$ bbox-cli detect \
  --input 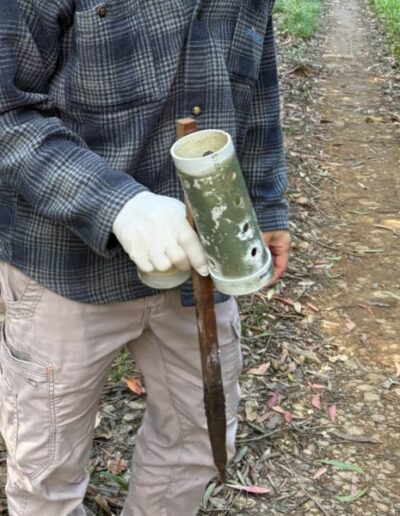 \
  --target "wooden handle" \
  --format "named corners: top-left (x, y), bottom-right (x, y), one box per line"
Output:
top-left (176, 118), bottom-right (198, 139)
